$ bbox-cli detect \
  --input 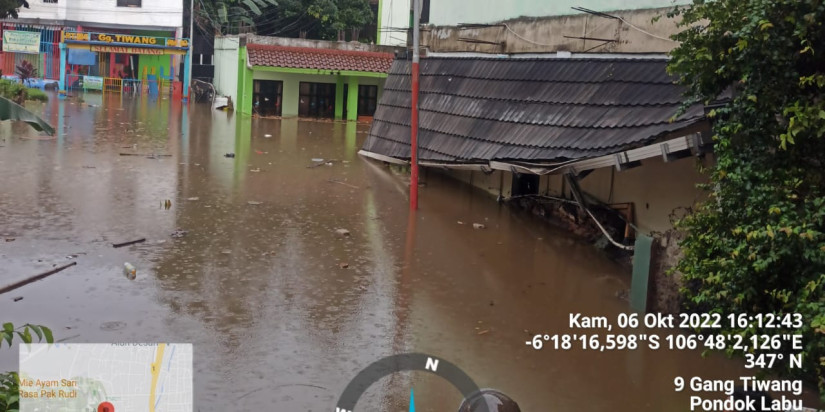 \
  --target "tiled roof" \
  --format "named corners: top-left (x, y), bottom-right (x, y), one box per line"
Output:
top-left (246, 43), bottom-right (394, 73)
top-left (362, 57), bottom-right (706, 163)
